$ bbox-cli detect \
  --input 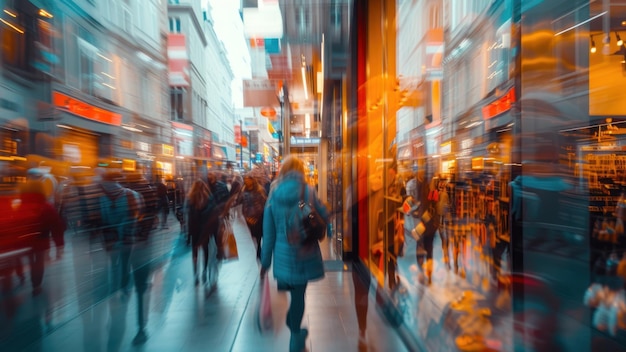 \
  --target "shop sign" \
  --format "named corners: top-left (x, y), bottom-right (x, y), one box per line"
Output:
top-left (122, 159), bottom-right (136, 171)
top-left (461, 138), bottom-right (473, 150)
top-left (243, 79), bottom-right (277, 107)
top-left (53, 91), bottom-right (121, 126)
top-left (136, 141), bottom-right (150, 152)
top-left (162, 144), bottom-right (174, 156)
top-left (290, 136), bottom-right (320, 145)
top-left (440, 141), bottom-right (452, 155)
top-left (482, 87), bottom-right (515, 120)
top-left (581, 144), bottom-right (623, 151)
top-left (136, 151), bottom-right (155, 161)
top-left (62, 144), bottom-right (81, 163)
